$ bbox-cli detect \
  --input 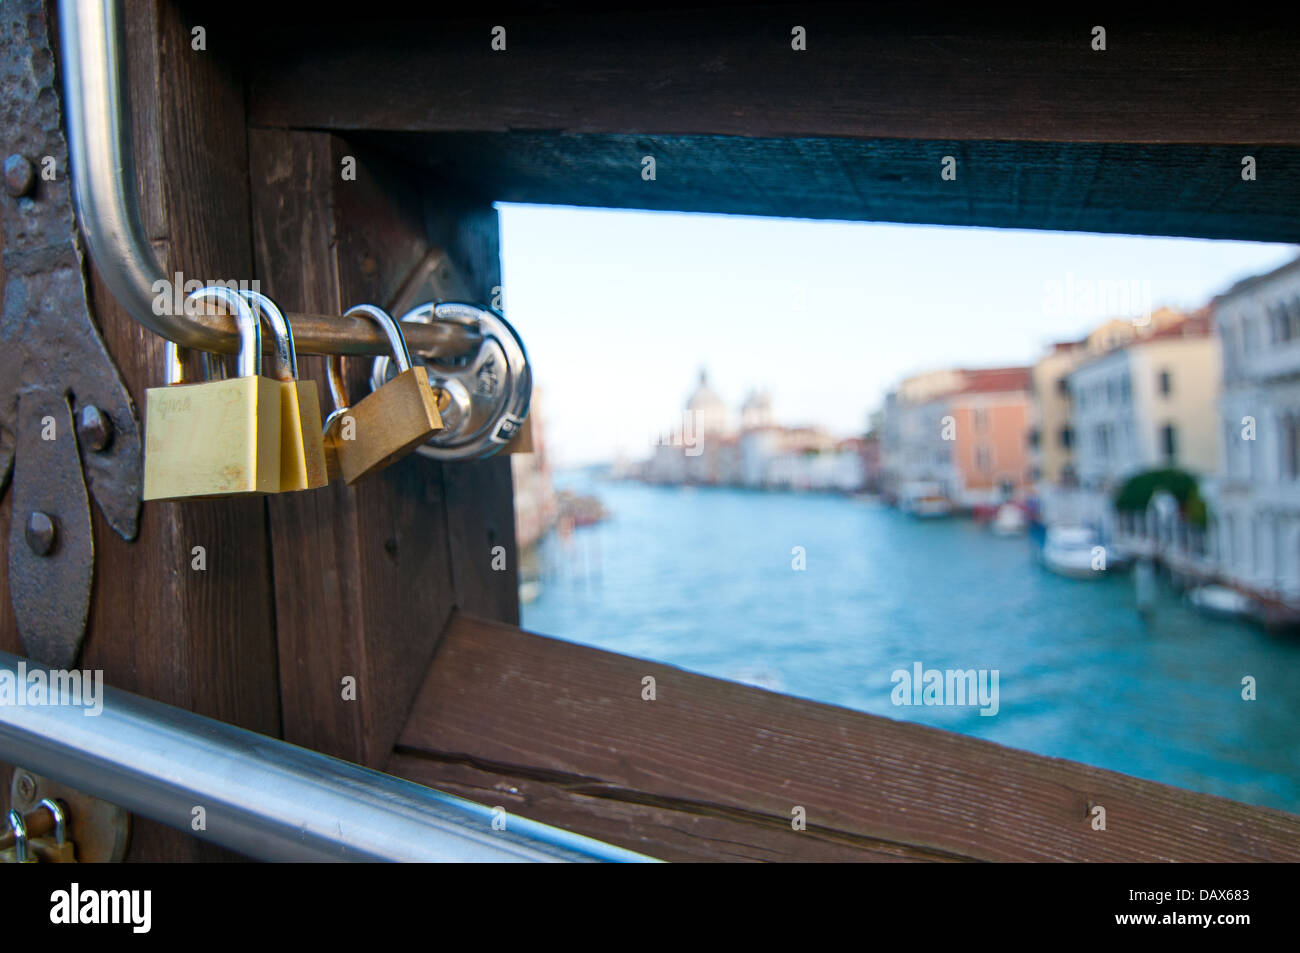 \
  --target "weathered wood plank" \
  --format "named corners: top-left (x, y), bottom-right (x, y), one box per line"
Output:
top-left (392, 613), bottom-right (1300, 862)
top-left (250, 130), bottom-right (449, 767)
top-left (243, 5), bottom-right (1300, 146)
top-left (405, 190), bottom-right (520, 624)
top-left (250, 132), bottom-right (518, 766)
top-left (359, 132), bottom-right (1300, 244)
